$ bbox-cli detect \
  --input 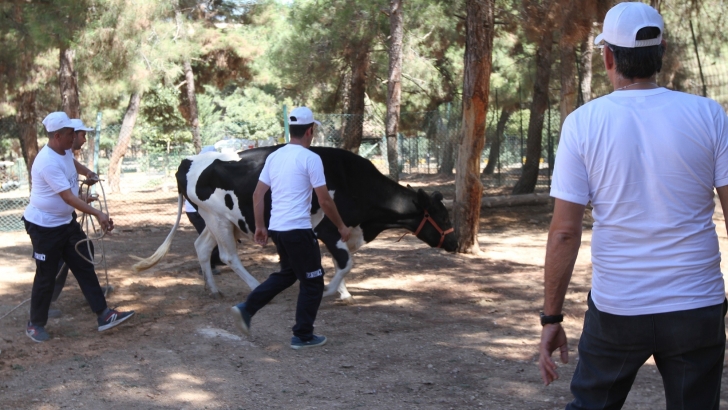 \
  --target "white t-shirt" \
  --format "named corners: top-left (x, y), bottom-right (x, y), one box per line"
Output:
top-left (24, 145), bottom-right (79, 227)
top-left (552, 88), bottom-right (728, 315)
top-left (259, 144), bottom-right (326, 231)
